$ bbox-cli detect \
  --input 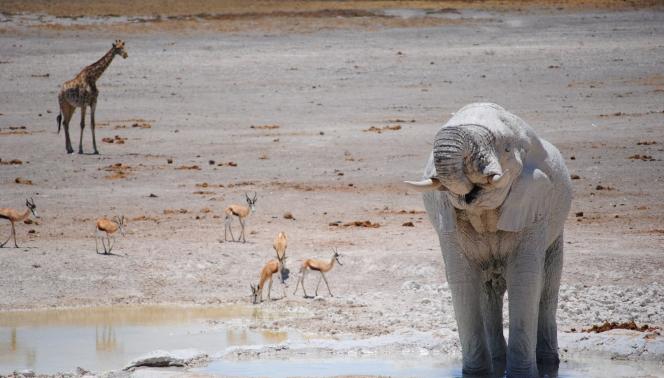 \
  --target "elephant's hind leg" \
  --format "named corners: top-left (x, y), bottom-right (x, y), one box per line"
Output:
top-left (536, 235), bottom-right (563, 367)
